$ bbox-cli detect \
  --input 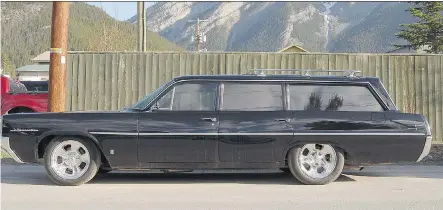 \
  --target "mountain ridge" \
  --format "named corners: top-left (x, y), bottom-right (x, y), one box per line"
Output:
top-left (1, 2), bottom-right (183, 69)
top-left (128, 1), bottom-right (415, 53)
